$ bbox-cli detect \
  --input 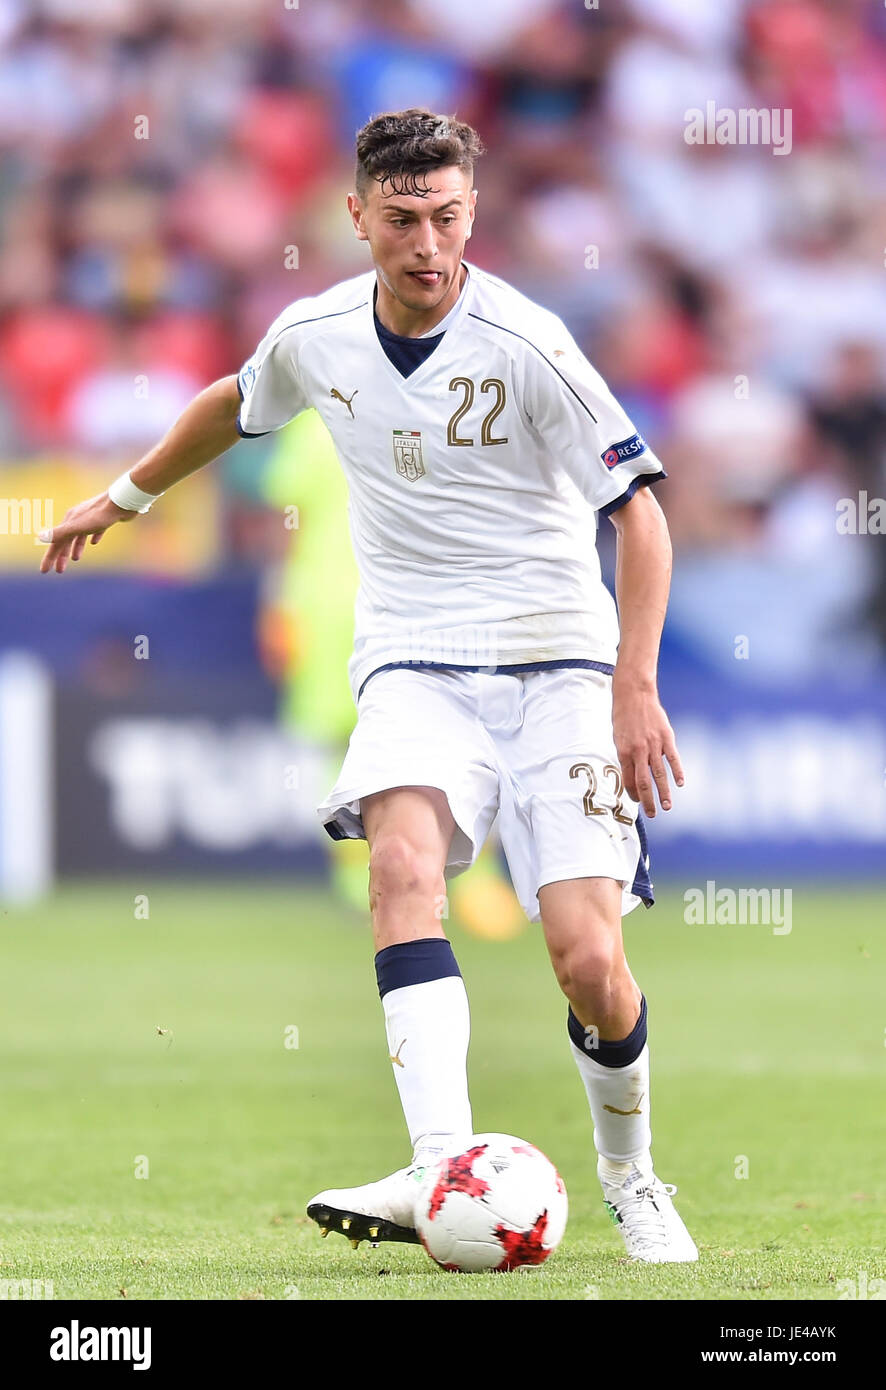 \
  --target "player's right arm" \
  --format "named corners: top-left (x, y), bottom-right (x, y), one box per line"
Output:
top-left (39, 374), bottom-right (242, 575)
